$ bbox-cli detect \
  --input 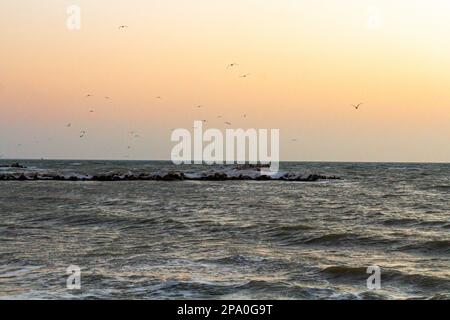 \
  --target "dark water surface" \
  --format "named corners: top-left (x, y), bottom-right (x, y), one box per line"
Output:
top-left (0, 160), bottom-right (449, 299)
